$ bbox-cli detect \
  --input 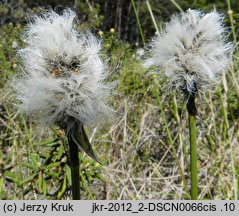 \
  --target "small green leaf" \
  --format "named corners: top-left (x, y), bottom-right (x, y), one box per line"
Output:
top-left (40, 138), bottom-right (57, 146)
top-left (57, 176), bottom-right (67, 199)
top-left (42, 179), bottom-right (47, 196)
top-left (47, 171), bottom-right (59, 178)
top-left (86, 173), bottom-right (92, 182)
top-left (57, 145), bottom-right (64, 160)
top-left (4, 170), bottom-right (22, 185)
top-left (65, 165), bottom-right (71, 185)
top-left (37, 174), bottom-right (43, 193)
top-left (21, 162), bottom-right (38, 170)
top-left (46, 162), bottom-right (61, 169)
top-left (95, 173), bottom-right (105, 182)
top-left (19, 173), bottom-right (37, 186)
top-left (0, 178), bottom-right (4, 193)
top-left (30, 154), bottom-right (39, 166)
